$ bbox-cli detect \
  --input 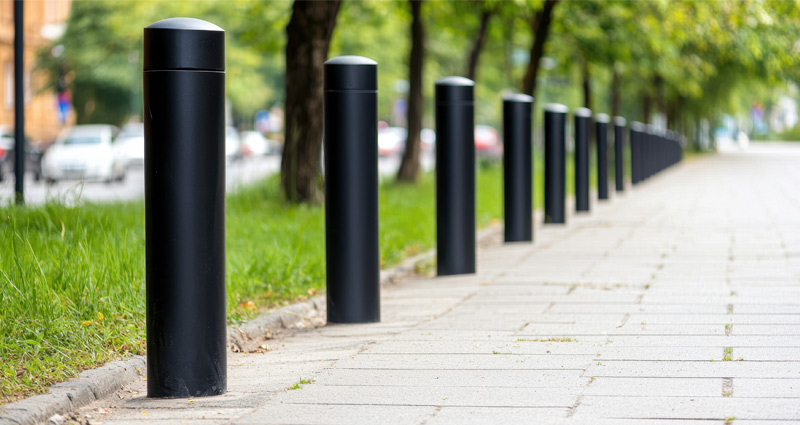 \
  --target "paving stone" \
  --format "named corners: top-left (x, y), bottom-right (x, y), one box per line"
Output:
top-left (273, 384), bottom-right (580, 407)
top-left (732, 378), bottom-right (800, 397)
top-left (584, 361), bottom-right (800, 378)
top-left (233, 404), bottom-right (436, 425)
top-left (581, 377), bottom-right (723, 397)
top-left (311, 368), bottom-right (589, 388)
top-left (425, 407), bottom-right (569, 424)
top-left (573, 396), bottom-right (800, 419)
